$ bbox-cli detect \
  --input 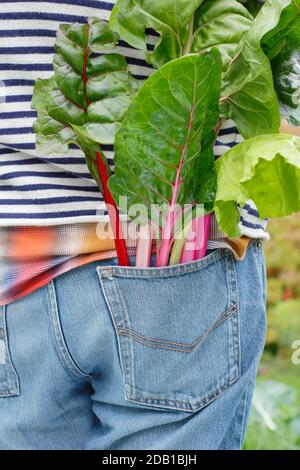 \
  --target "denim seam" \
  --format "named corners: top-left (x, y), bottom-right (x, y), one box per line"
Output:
top-left (262, 250), bottom-right (267, 305)
top-left (116, 304), bottom-right (239, 353)
top-left (114, 275), bottom-right (136, 392)
top-left (225, 251), bottom-right (233, 307)
top-left (46, 281), bottom-right (92, 382)
top-left (253, 240), bottom-right (265, 265)
top-left (97, 272), bottom-right (134, 394)
top-left (254, 243), bottom-right (267, 305)
top-left (253, 242), bottom-right (267, 315)
top-left (226, 252), bottom-right (241, 378)
top-left (0, 304), bottom-right (20, 398)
